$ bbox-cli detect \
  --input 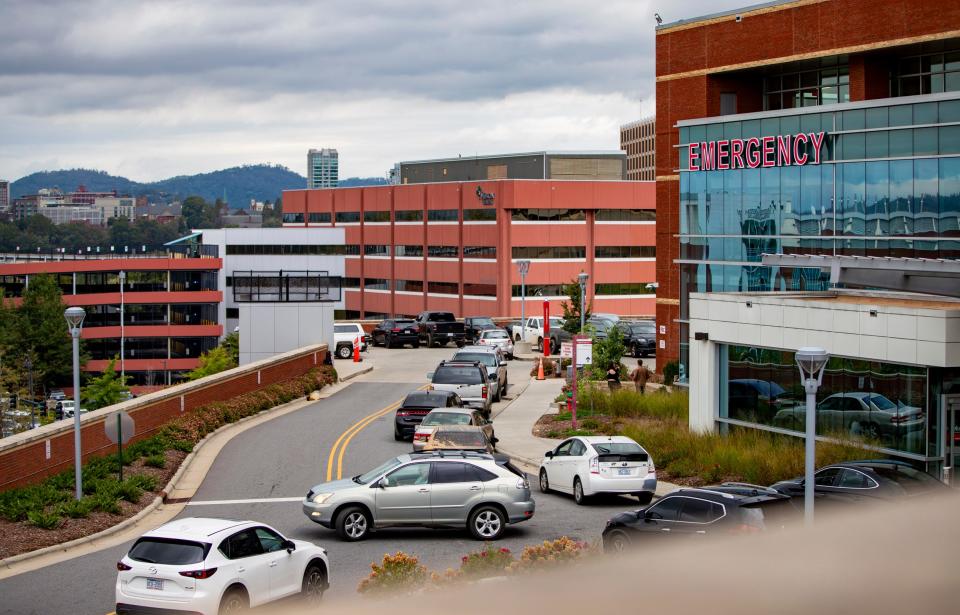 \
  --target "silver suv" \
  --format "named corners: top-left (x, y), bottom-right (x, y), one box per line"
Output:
top-left (428, 361), bottom-right (492, 417)
top-left (452, 347), bottom-right (508, 402)
top-left (302, 451), bottom-right (534, 541)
